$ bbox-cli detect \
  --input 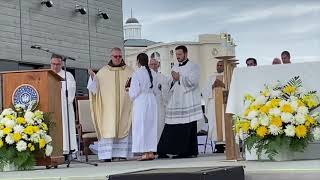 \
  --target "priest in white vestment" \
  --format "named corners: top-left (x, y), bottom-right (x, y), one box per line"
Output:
top-left (51, 54), bottom-right (78, 155)
top-left (129, 53), bottom-right (158, 161)
top-left (157, 45), bottom-right (203, 159)
top-left (202, 60), bottom-right (225, 142)
top-left (149, 58), bottom-right (170, 143)
top-left (87, 47), bottom-right (133, 161)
